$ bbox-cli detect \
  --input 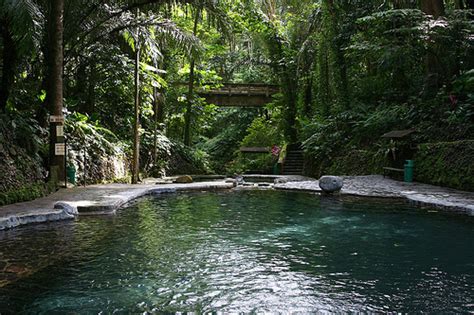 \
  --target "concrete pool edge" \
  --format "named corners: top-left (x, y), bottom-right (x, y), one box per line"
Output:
top-left (0, 182), bottom-right (236, 230)
top-left (274, 175), bottom-right (474, 216)
top-left (1, 175), bottom-right (473, 230)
